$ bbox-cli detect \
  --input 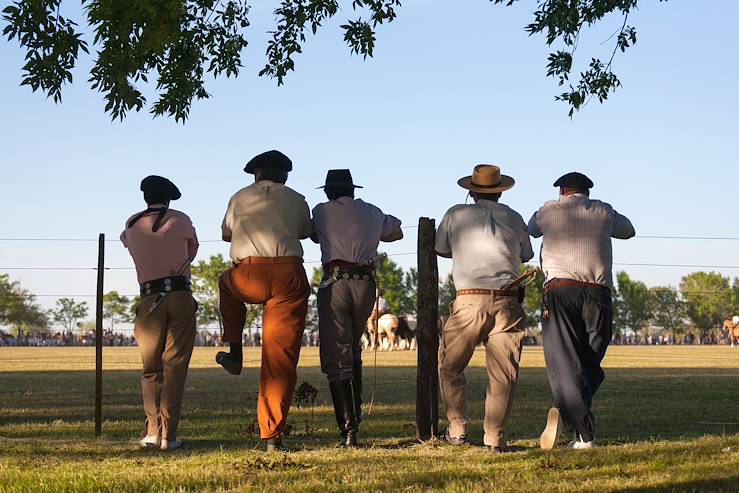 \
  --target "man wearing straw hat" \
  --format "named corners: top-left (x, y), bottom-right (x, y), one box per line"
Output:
top-left (216, 150), bottom-right (312, 452)
top-left (435, 164), bottom-right (533, 452)
top-left (311, 169), bottom-right (403, 447)
top-left (121, 175), bottom-right (199, 451)
top-left (529, 172), bottom-right (635, 450)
